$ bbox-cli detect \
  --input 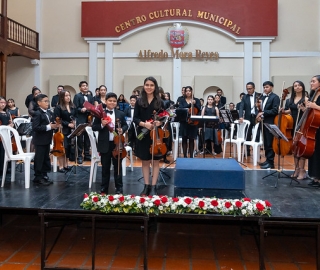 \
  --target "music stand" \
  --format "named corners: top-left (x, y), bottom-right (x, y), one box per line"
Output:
top-left (65, 123), bottom-right (89, 181)
top-left (190, 115), bottom-right (219, 158)
top-left (262, 123), bottom-right (296, 187)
